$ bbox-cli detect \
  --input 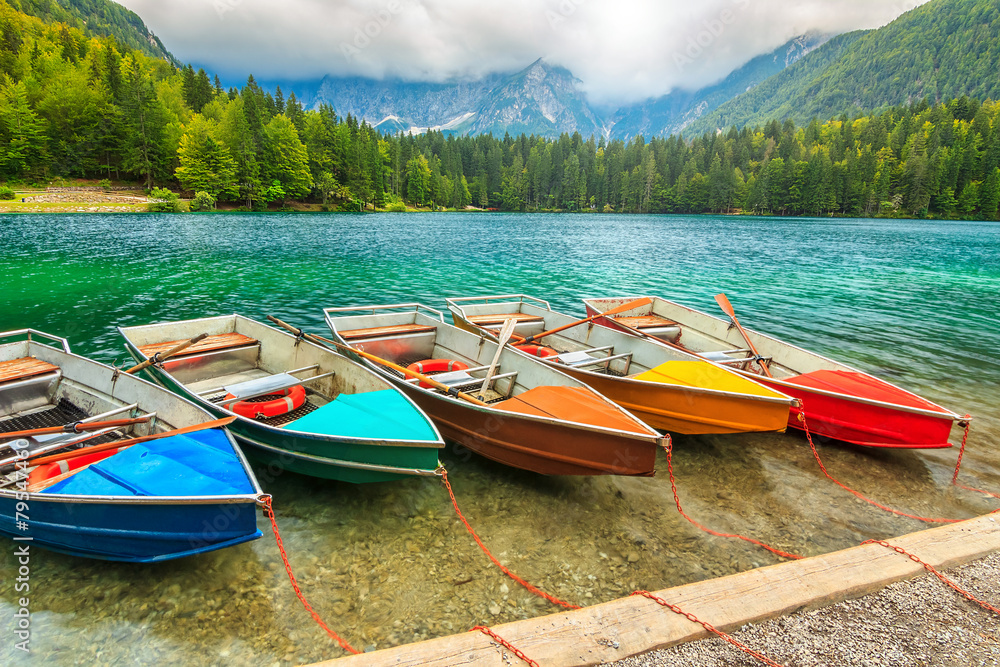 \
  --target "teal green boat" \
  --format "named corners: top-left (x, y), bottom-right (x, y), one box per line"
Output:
top-left (119, 315), bottom-right (444, 484)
